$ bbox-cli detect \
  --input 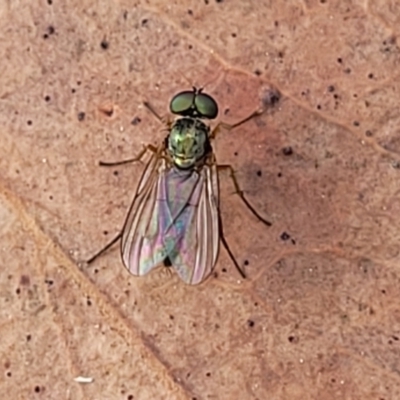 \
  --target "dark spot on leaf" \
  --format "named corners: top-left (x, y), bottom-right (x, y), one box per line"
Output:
top-left (100, 40), bottom-right (109, 50)
top-left (280, 232), bottom-right (290, 241)
top-left (131, 116), bottom-right (141, 125)
top-left (77, 112), bottom-right (85, 121)
top-left (247, 320), bottom-right (255, 327)
top-left (262, 87), bottom-right (281, 107)
top-left (99, 106), bottom-right (113, 117)
top-left (282, 146), bottom-right (293, 156)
